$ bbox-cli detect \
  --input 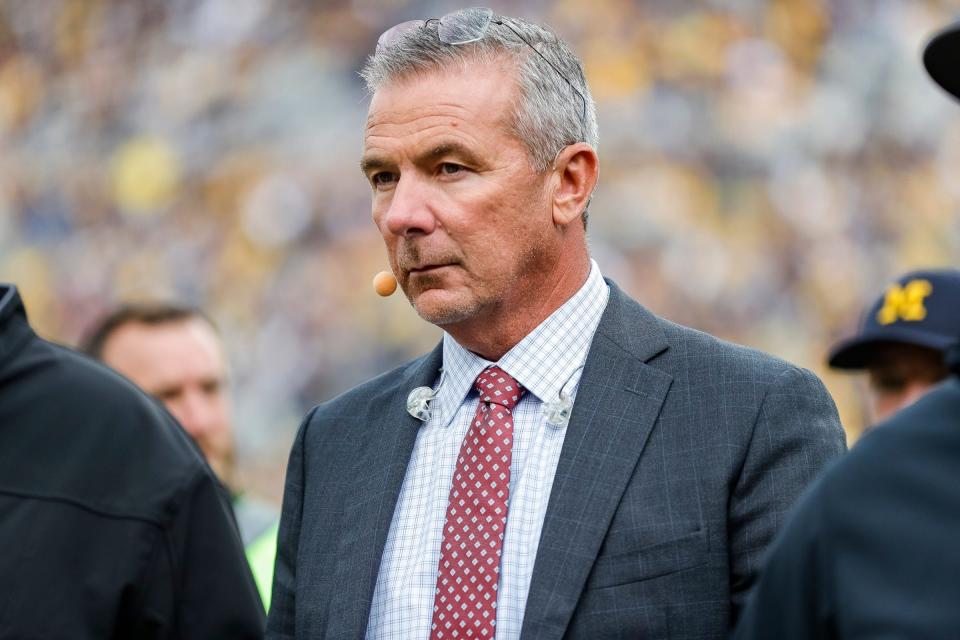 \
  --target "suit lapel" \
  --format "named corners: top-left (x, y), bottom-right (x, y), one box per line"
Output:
top-left (327, 344), bottom-right (444, 639)
top-left (521, 283), bottom-right (673, 639)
